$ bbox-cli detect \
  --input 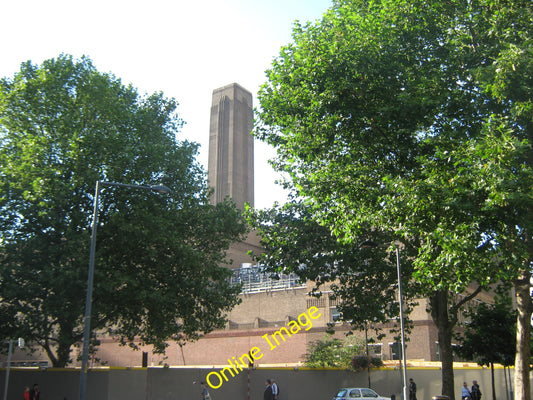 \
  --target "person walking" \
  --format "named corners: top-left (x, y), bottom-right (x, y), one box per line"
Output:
top-left (271, 379), bottom-right (279, 400)
top-left (200, 382), bottom-right (211, 400)
top-left (23, 387), bottom-right (30, 400)
top-left (29, 384), bottom-right (40, 400)
top-left (264, 379), bottom-right (274, 400)
top-left (471, 380), bottom-right (482, 400)
top-left (409, 378), bottom-right (417, 400)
